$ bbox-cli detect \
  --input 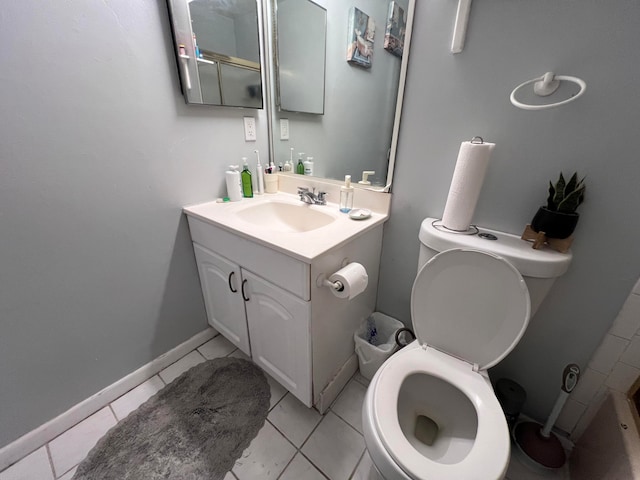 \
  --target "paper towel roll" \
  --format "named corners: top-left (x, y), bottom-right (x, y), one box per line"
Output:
top-left (442, 140), bottom-right (495, 231)
top-left (328, 263), bottom-right (368, 300)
